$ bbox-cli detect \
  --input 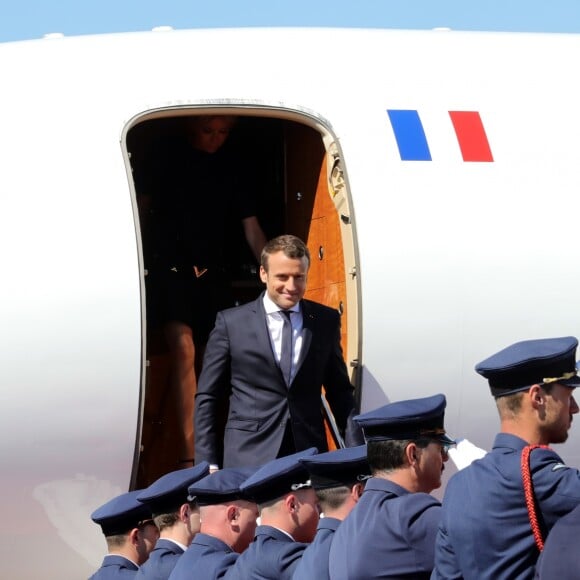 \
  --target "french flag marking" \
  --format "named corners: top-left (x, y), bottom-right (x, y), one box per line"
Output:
top-left (387, 109), bottom-right (432, 161)
top-left (448, 111), bottom-right (494, 162)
